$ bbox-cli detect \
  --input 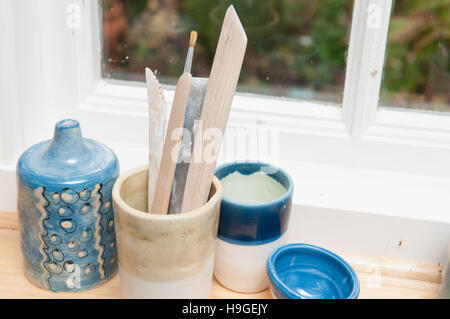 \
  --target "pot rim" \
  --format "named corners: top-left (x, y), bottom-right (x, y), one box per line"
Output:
top-left (215, 161), bottom-right (293, 208)
top-left (267, 243), bottom-right (360, 299)
top-left (112, 165), bottom-right (222, 220)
